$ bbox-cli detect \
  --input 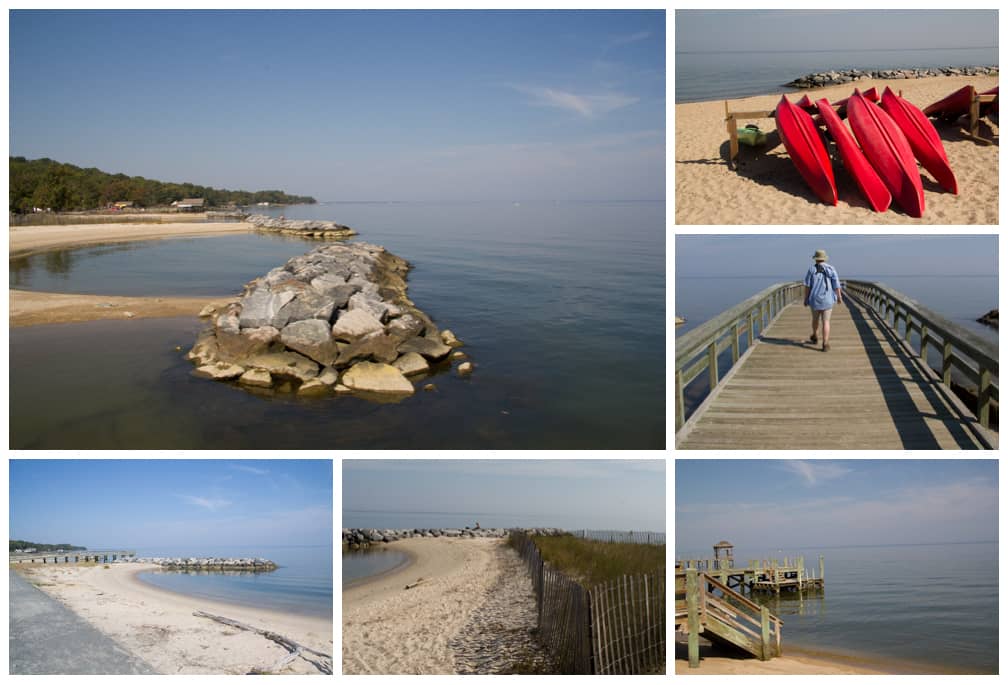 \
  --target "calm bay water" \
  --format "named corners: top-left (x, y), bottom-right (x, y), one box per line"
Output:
top-left (132, 545), bottom-right (332, 619)
top-left (675, 47), bottom-right (998, 103)
top-left (342, 547), bottom-right (411, 588)
top-left (9, 201), bottom-right (664, 449)
top-left (676, 542), bottom-right (997, 673)
top-left (675, 274), bottom-right (998, 344)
